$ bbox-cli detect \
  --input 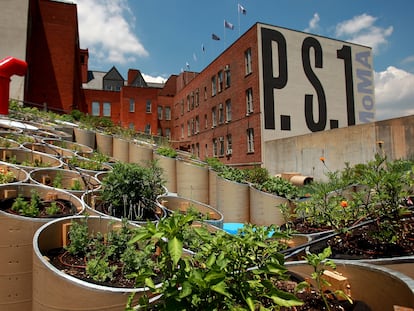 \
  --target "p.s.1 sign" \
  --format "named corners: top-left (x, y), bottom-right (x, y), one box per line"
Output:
top-left (258, 24), bottom-right (374, 140)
